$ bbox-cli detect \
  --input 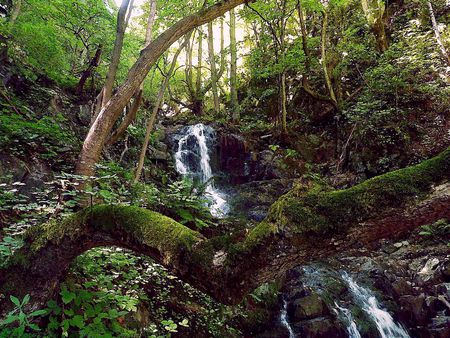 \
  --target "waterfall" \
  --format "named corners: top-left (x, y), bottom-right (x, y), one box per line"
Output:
top-left (333, 302), bottom-right (362, 338)
top-left (342, 273), bottom-right (410, 338)
top-left (280, 299), bottom-right (295, 338)
top-left (174, 124), bottom-right (229, 217)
